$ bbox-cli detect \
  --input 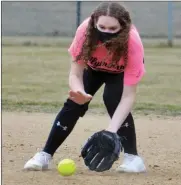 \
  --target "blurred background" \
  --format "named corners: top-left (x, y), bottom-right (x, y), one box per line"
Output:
top-left (2, 1), bottom-right (181, 45)
top-left (2, 1), bottom-right (181, 115)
